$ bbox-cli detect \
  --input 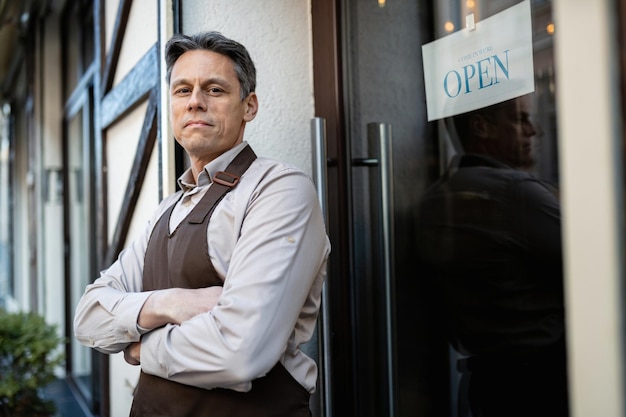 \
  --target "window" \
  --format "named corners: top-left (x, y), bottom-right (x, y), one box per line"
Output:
top-left (61, 0), bottom-right (99, 411)
top-left (0, 104), bottom-right (13, 308)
